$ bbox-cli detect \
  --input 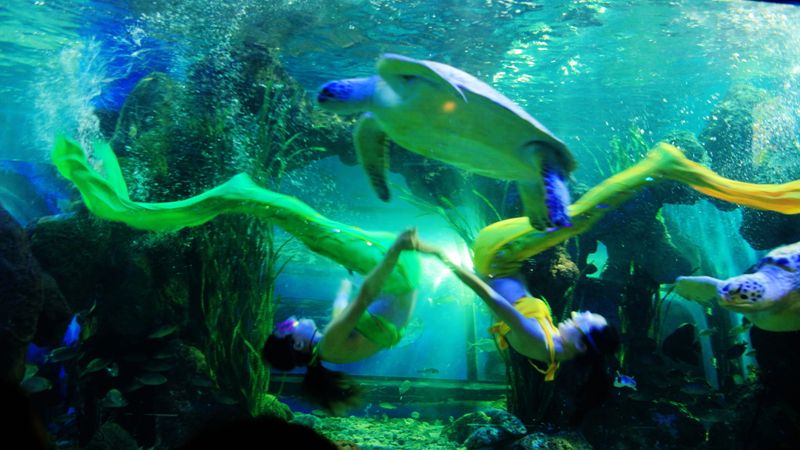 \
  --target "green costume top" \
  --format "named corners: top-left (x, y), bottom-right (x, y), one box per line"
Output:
top-left (355, 312), bottom-right (402, 348)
